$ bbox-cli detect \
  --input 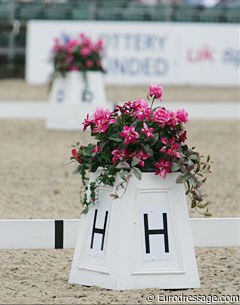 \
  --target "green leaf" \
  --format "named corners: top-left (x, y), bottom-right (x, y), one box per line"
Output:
top-left (204, 212), bottom-right (212, 217)
top-left (82, 207), bottom-right (89, 214)
top-left (197, 203), bottom-right (208, 209)
top-left (131, 157), bottom-right (141, 167)
top-left (176, 174), bottom-right (187, 184)
top-left (132, 167), bottom-right (142, 180)
top-left (191, 199), bottom-right (197, 208)
top-left (116, 161), bottom-right (130, 169)
top-left (171, 162), bottom-right (181, 172)
top-left (189, 154), bottom-right (198, 161)
top-left (152, 133), bottom-right (159, 145)
top-left (108, 136), bottom-right (122, 142)
top-left (110, 193), bottom-right (119, 199)
top-left (144, 144), bottom-right (153, 157)
top-left (188, 178), bottom-right (197, 187)
top-left (119, 169), bottom-right (127, 182)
